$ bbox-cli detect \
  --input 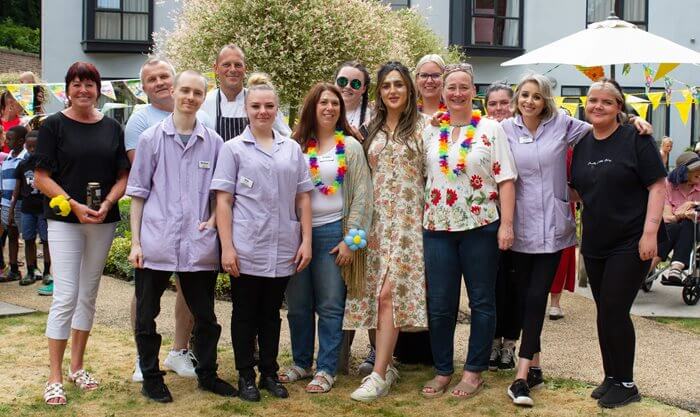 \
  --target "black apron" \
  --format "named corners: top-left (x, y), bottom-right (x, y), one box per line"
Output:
top-left (215, 89), bottom-right (249, 141)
